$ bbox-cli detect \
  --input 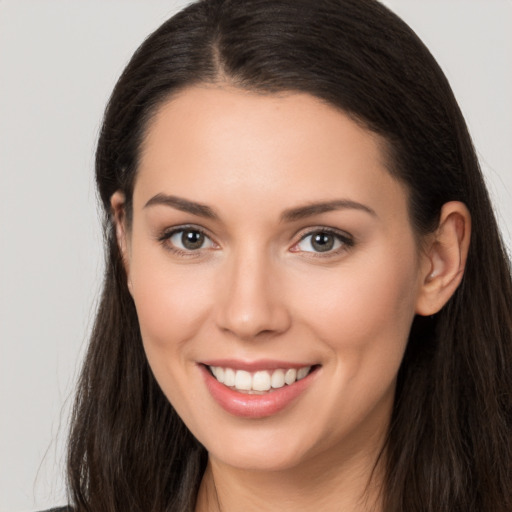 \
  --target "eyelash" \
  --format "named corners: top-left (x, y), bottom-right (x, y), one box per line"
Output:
top-left (157, 225), bottom-right (355, 258)
top-left (291, 227), bottom-right (355, 258)
top-left (158, 225), bottom-right (216, 258)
